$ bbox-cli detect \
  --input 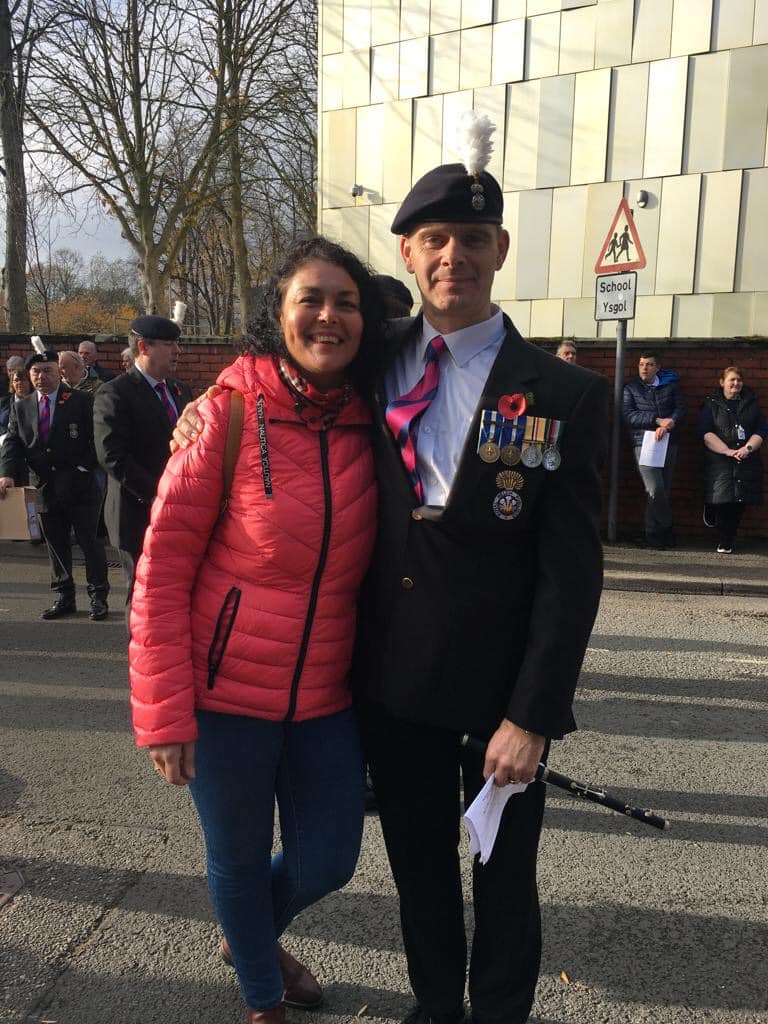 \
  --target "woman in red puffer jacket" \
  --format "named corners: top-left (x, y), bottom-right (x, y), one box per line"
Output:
top-left (128, 238), bottom-right (383, 1024)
